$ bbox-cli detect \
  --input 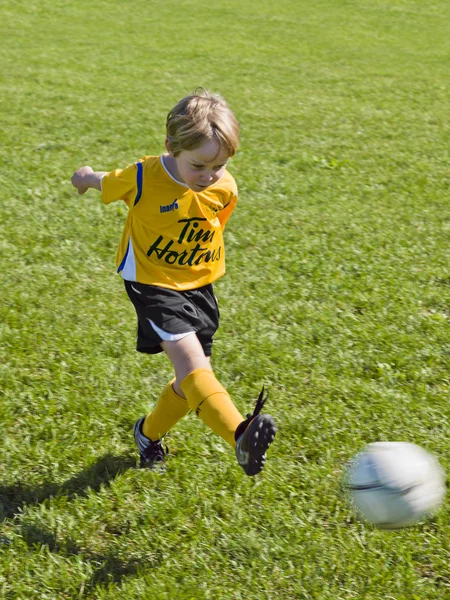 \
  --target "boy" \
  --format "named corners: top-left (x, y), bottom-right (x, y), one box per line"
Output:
top-left (71, 90), bottom-right (276, 476)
